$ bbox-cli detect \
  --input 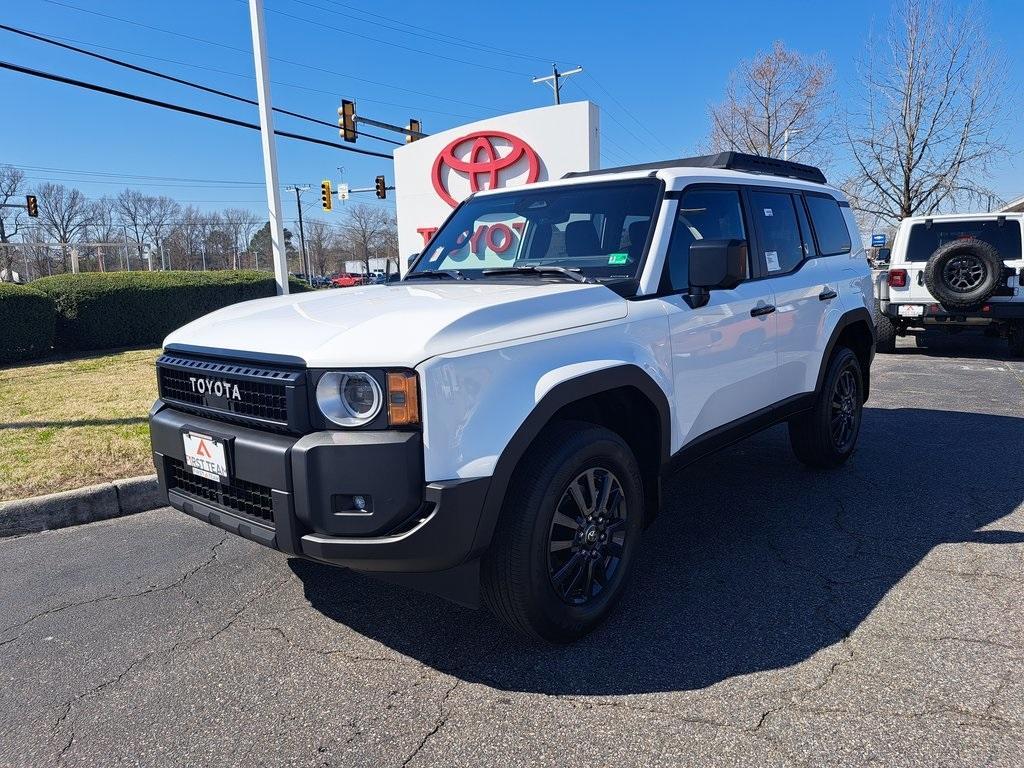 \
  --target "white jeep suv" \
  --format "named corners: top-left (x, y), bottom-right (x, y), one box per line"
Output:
top-left (150, 152), bottom-right (874, 641)
top-left (875, 212), bottom-right (1024, 355)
